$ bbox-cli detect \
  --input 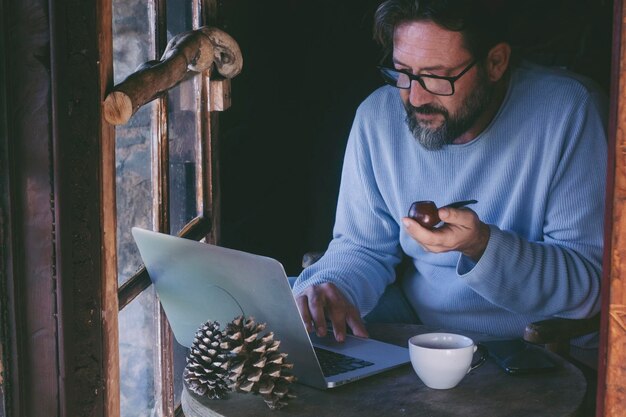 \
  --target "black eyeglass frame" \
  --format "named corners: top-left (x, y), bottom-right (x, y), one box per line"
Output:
top-left (377, 60), bottom-right (478, 96)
